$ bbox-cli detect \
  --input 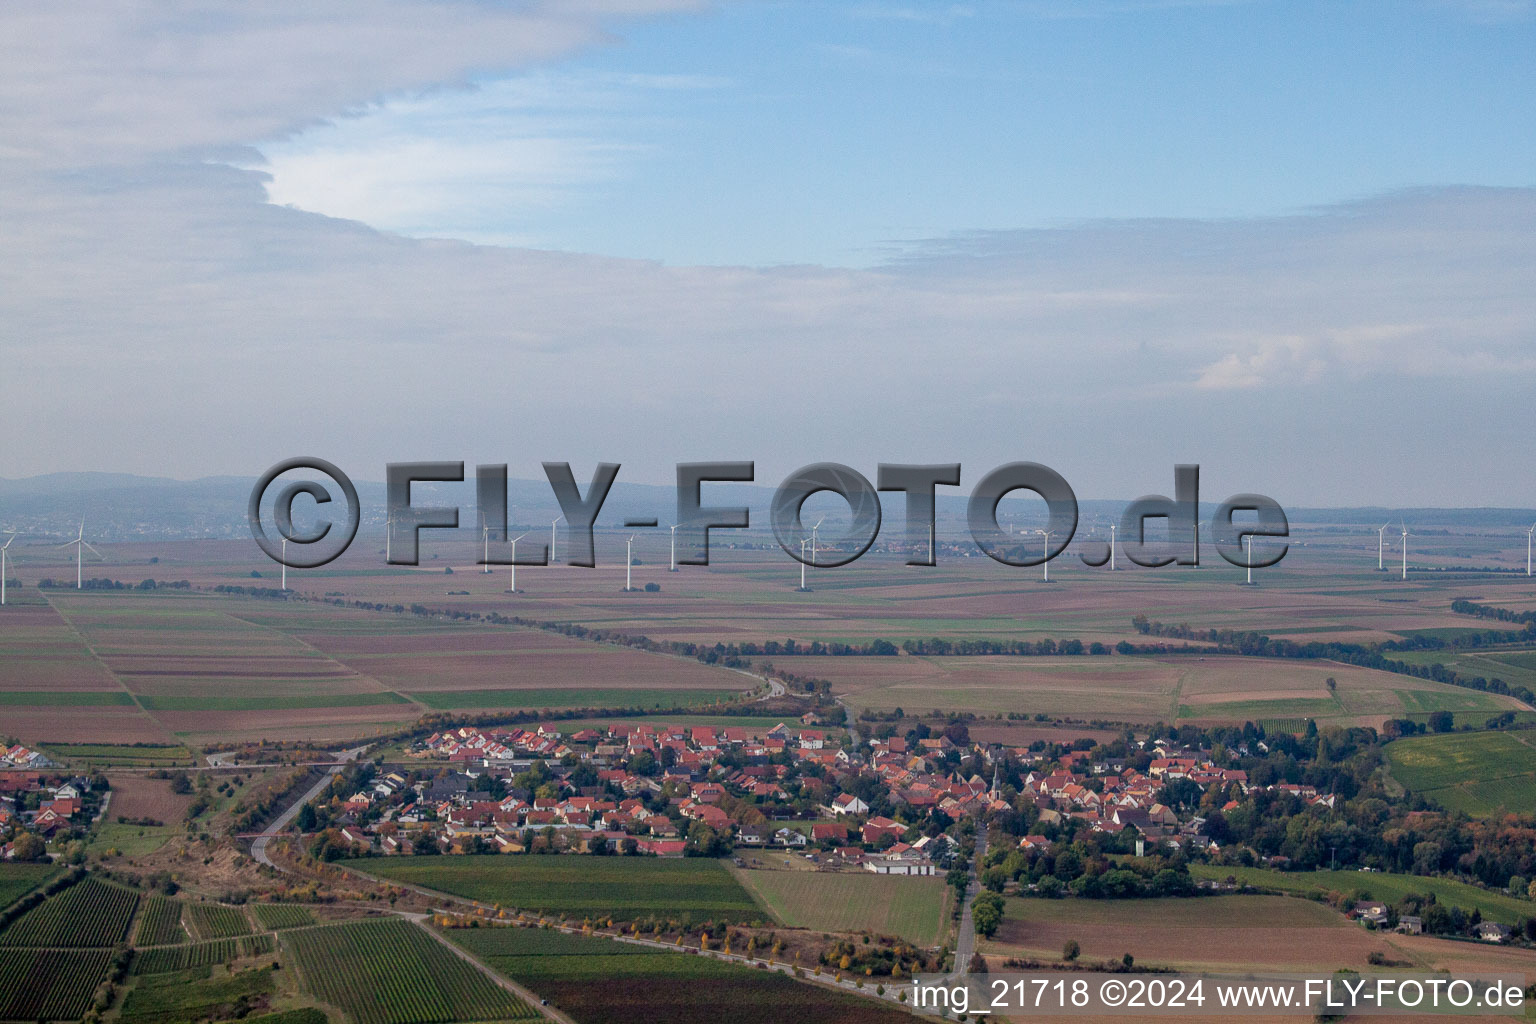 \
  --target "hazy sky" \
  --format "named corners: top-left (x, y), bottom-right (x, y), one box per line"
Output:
top-left (2, 0), bottom-right (1533, 507)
